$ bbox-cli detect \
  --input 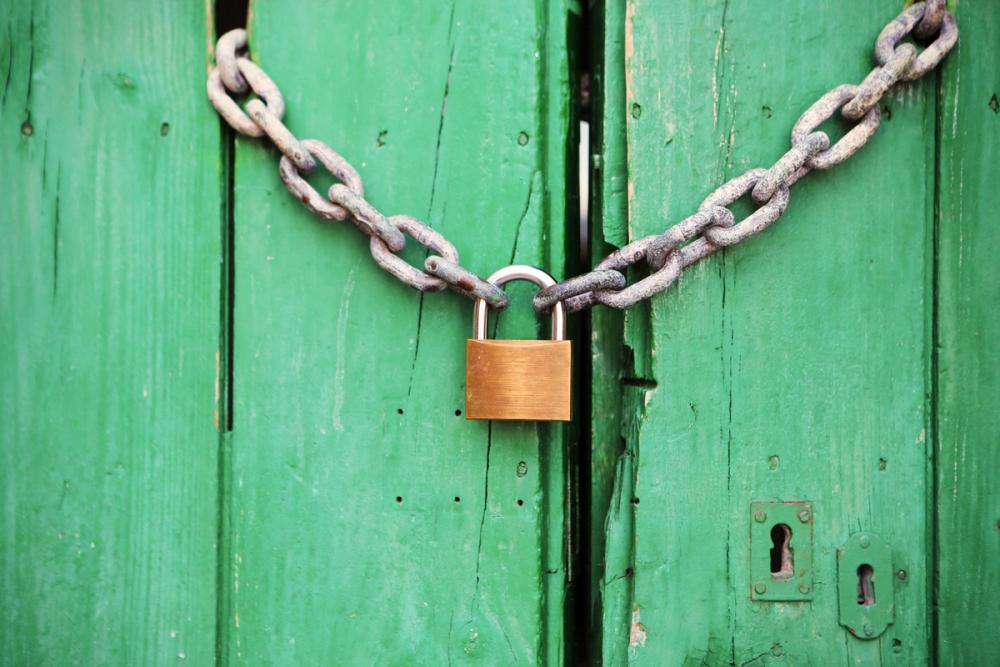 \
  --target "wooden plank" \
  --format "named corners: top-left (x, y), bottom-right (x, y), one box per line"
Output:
top-left (935, 2), bottom-right (1000, 664)
top-left (224, 1), bottom-right (573, 663)
top-left (599, 1), bottom-right (938, 663)
top-left (588, 2), bottom-right (630, 662)
top-left (0, 1), bottom-right (222, 664)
